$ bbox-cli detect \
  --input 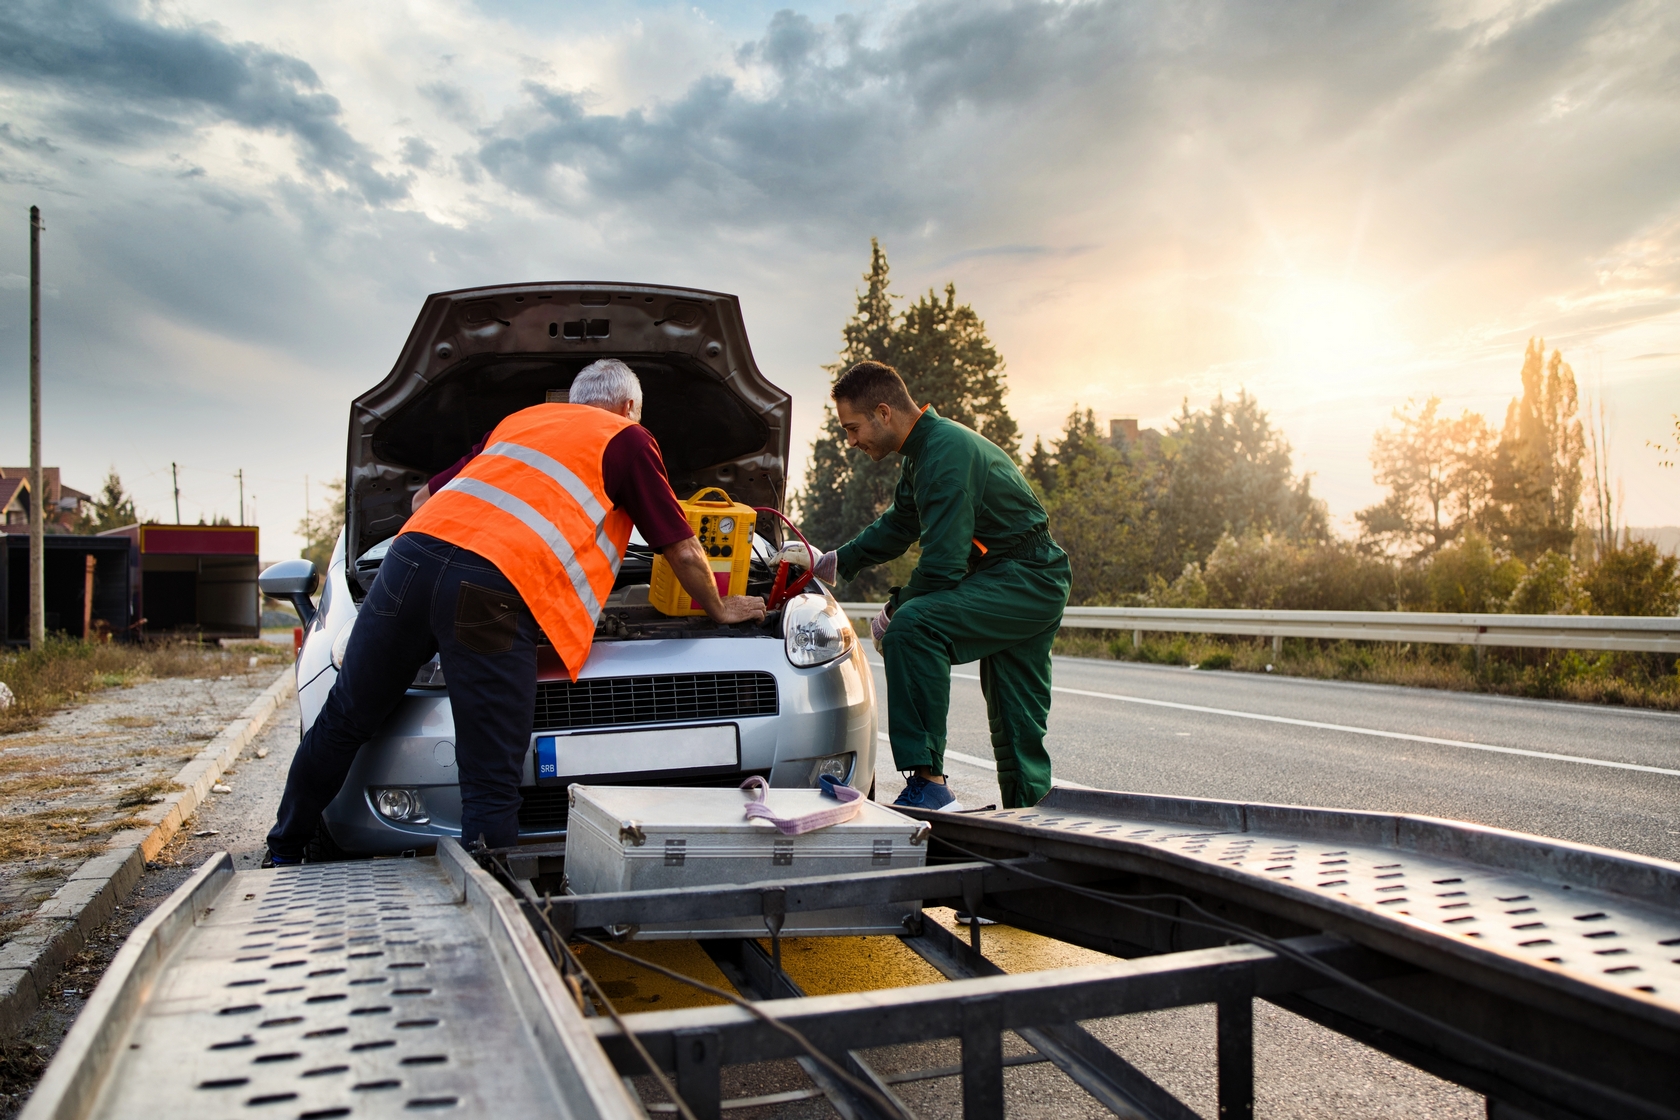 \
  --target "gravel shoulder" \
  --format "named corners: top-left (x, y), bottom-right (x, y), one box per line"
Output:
top-left (0, 696), bottom-right (300, 1117)
top-left (0, 655), bottom-right (290, 944)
